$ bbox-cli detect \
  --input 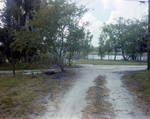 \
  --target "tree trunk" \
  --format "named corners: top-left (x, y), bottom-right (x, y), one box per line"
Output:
top-left (114, 52), bottom-right (116, 60)
top-left (17, 0), bottom-right (21, 28)
top-left (100, 54), bottom-right (103, 60)
top-left (60, 64), bottom-right (65, 72)
top-left (10, 47), bottom-right (15, 75)
top-left (68, 55), bottom-right (72, 66)
top-left (122, 50), bottom-right (128, 61)
top-left (139, 53), bottom-right (143, 62)
top-left (69, 59), bottom-right (71, 66)
top-left (86, 54), bottom-right (88, 59)
top-left (25, 12), bottom-right (29, 28)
